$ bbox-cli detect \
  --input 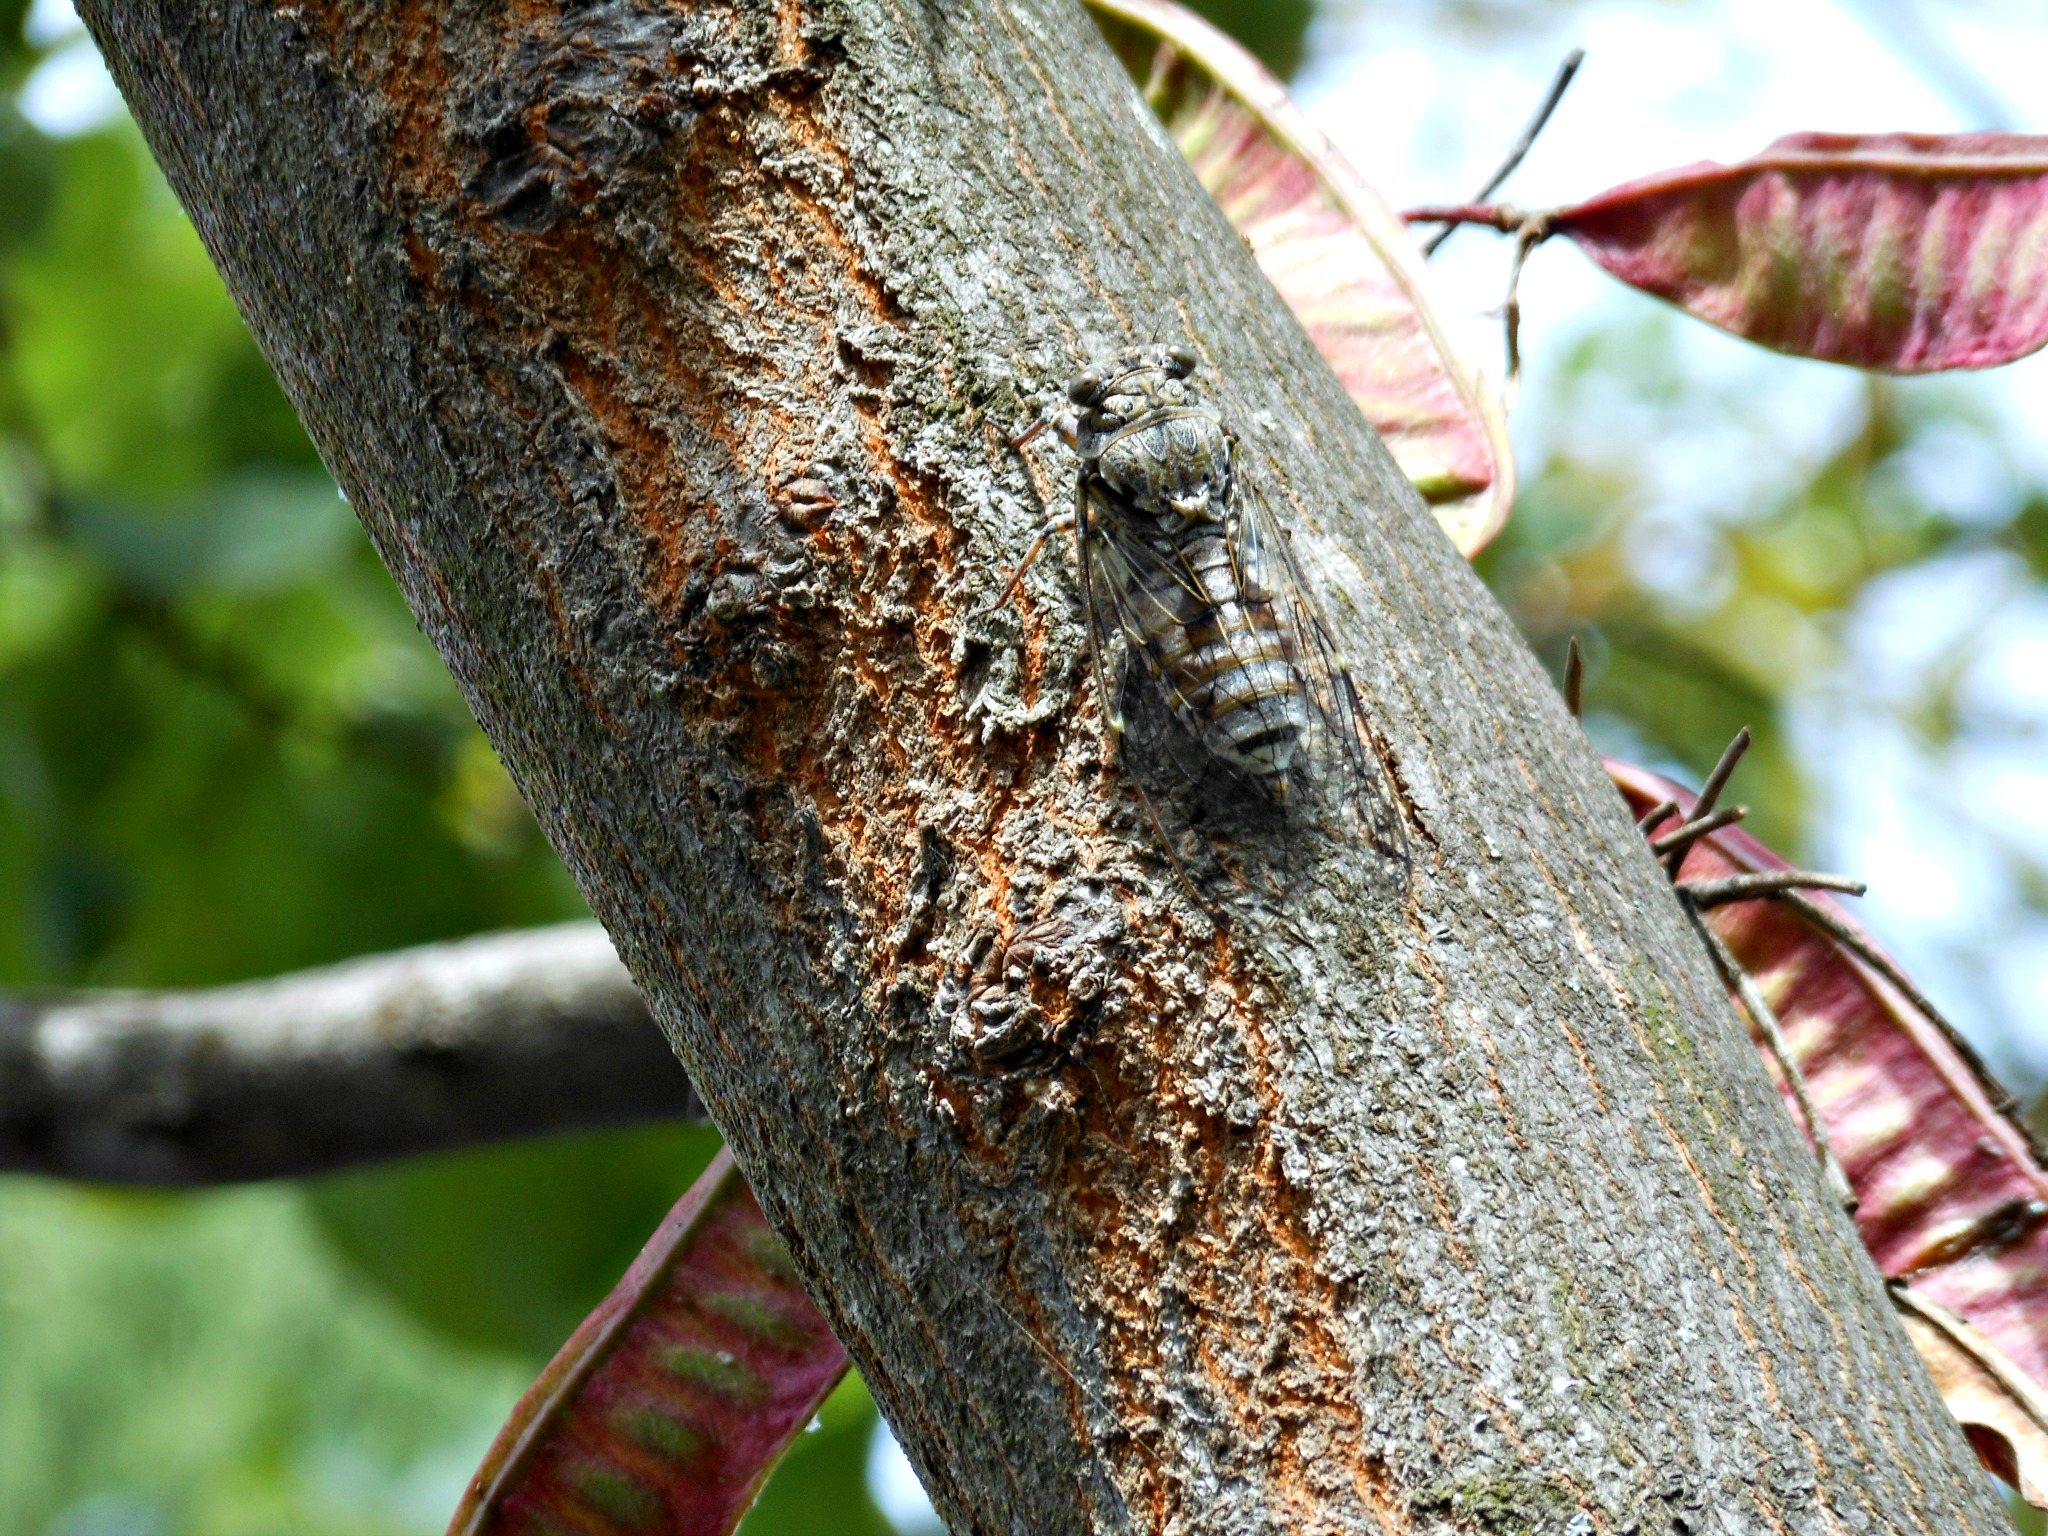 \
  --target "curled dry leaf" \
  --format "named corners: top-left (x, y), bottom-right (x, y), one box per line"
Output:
top-left (1557, 134), bottom-right (2048, 372)
top-left (1895, 1286), bottom-right (2048, 1508)
top-left (1609, 759), bottom-right (2048, 1504)
top-left (447, 1148), bottom-right (850, 1536)
top-left (1084, 0), bottom-right (1515, 555)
